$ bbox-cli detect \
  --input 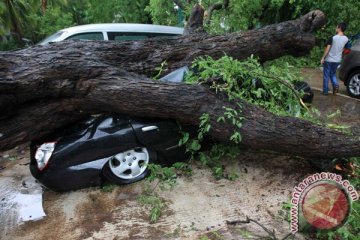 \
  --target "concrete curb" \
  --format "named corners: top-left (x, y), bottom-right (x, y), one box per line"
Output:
top-left (311, 87), bottom-right (360, 102)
